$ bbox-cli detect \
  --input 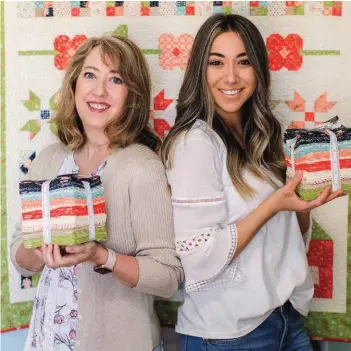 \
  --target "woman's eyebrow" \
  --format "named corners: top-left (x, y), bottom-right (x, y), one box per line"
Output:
top-left (208, 51), bottom-right (247, 58)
